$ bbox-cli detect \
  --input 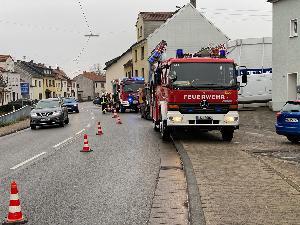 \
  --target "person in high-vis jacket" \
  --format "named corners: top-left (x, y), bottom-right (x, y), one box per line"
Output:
top-left (100, 93), bottom-right (108, 113)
